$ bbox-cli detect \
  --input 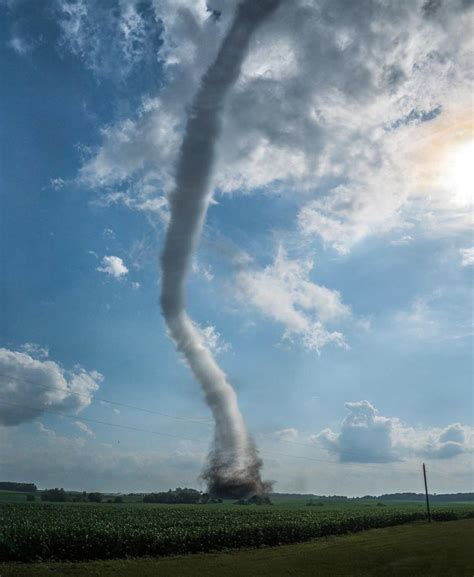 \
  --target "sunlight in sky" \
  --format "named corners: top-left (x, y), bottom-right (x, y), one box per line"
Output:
top-left (441, 139), bottom-right (474, 207)
top-left (413, 108), bottom-right (473, 208)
